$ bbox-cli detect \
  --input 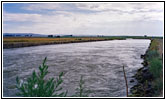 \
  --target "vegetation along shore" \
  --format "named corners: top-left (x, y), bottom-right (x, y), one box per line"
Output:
top-left (3, 37), bottom-right (125, 49)
top-left (130, 38), bottom-right (163, 97)
top-left (3, 36), bottom-right (158, 49)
